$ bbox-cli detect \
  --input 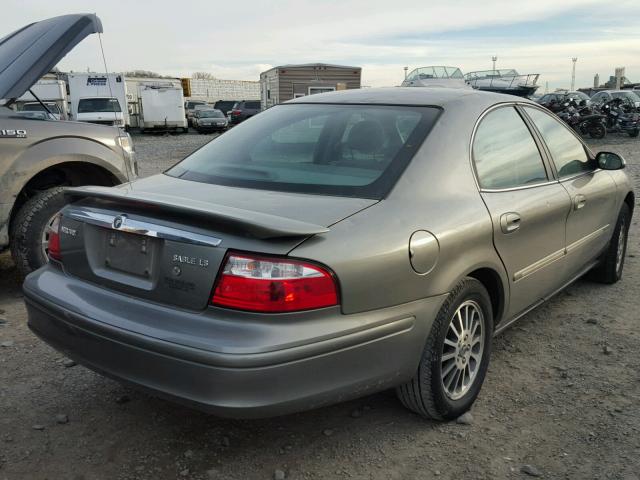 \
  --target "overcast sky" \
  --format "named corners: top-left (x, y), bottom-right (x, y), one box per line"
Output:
top-left (3, 0), bottom-right (640, 92)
